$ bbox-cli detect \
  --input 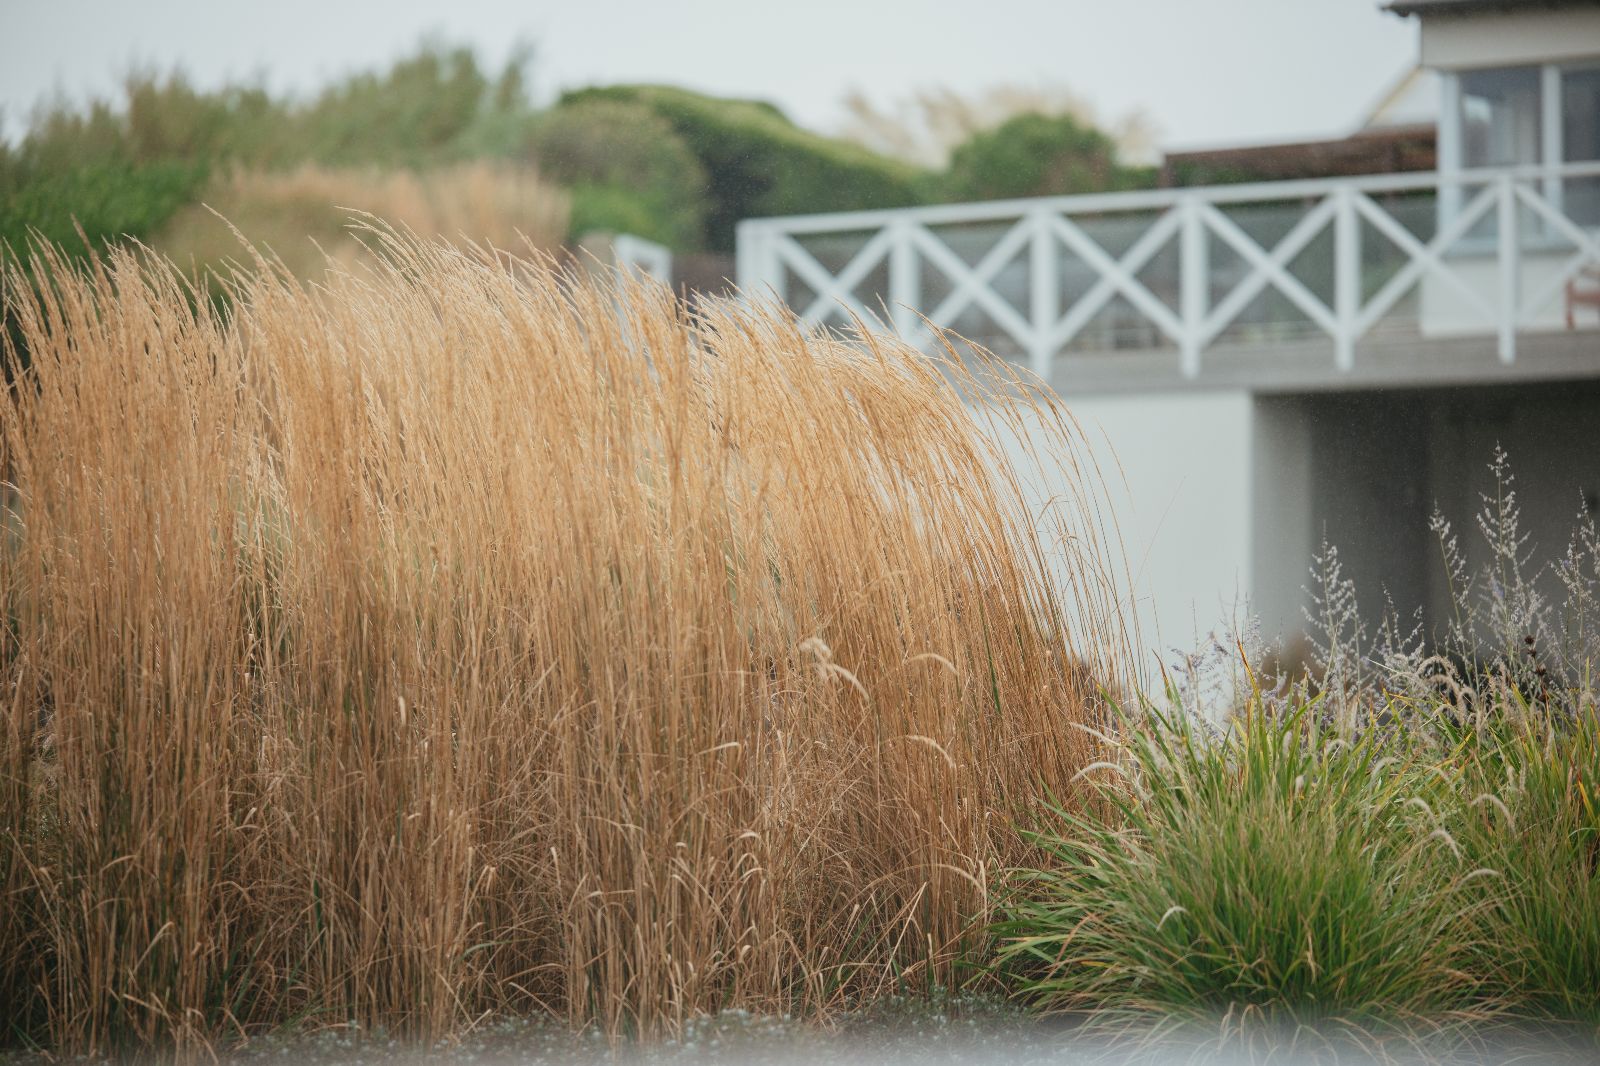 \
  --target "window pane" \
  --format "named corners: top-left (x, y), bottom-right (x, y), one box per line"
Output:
top-left (1563, 66), bottom-right (1600, 163)
top-left (1563, 67), bottom-right (1600, 226)
top-left (1461, 66), bottom-right (1542, 167)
